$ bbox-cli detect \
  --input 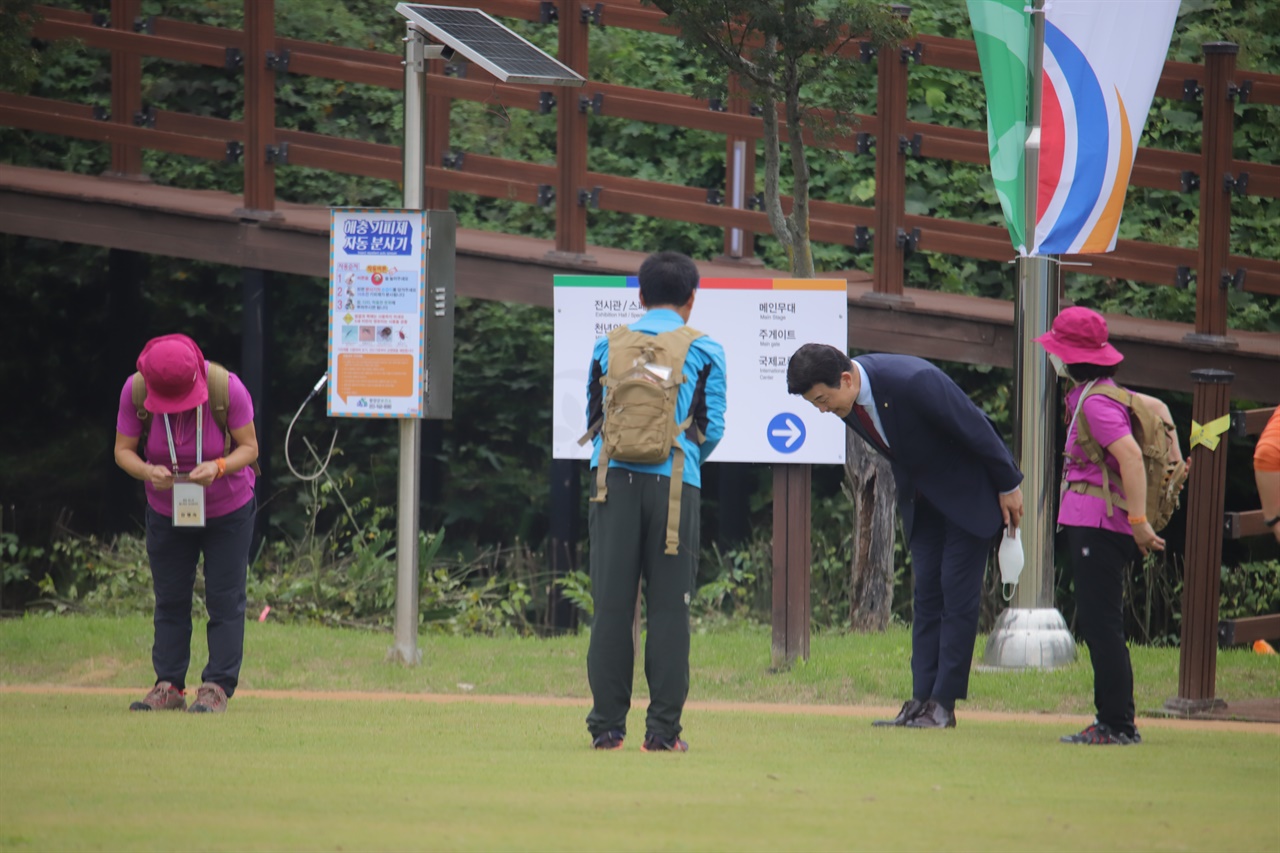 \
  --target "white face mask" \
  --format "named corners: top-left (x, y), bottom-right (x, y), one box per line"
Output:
top-left (1048, 353), bottom-right (1072, 380)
